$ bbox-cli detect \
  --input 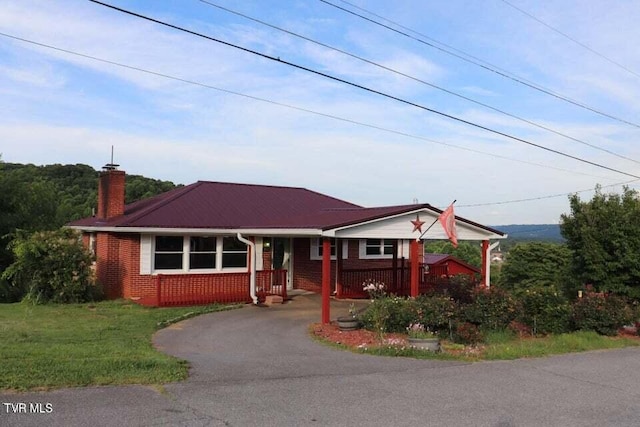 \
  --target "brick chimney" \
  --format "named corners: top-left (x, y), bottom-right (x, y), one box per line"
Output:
top-left (97, 164), bottom-right (125, 219)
